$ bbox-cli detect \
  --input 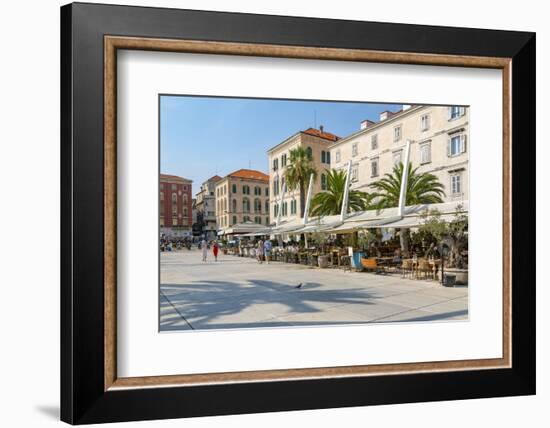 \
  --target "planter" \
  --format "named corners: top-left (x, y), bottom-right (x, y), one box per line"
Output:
top-left (318, 255), bottom-right (330, 268)
top-left (444, 268), bottom-right (468, 285)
